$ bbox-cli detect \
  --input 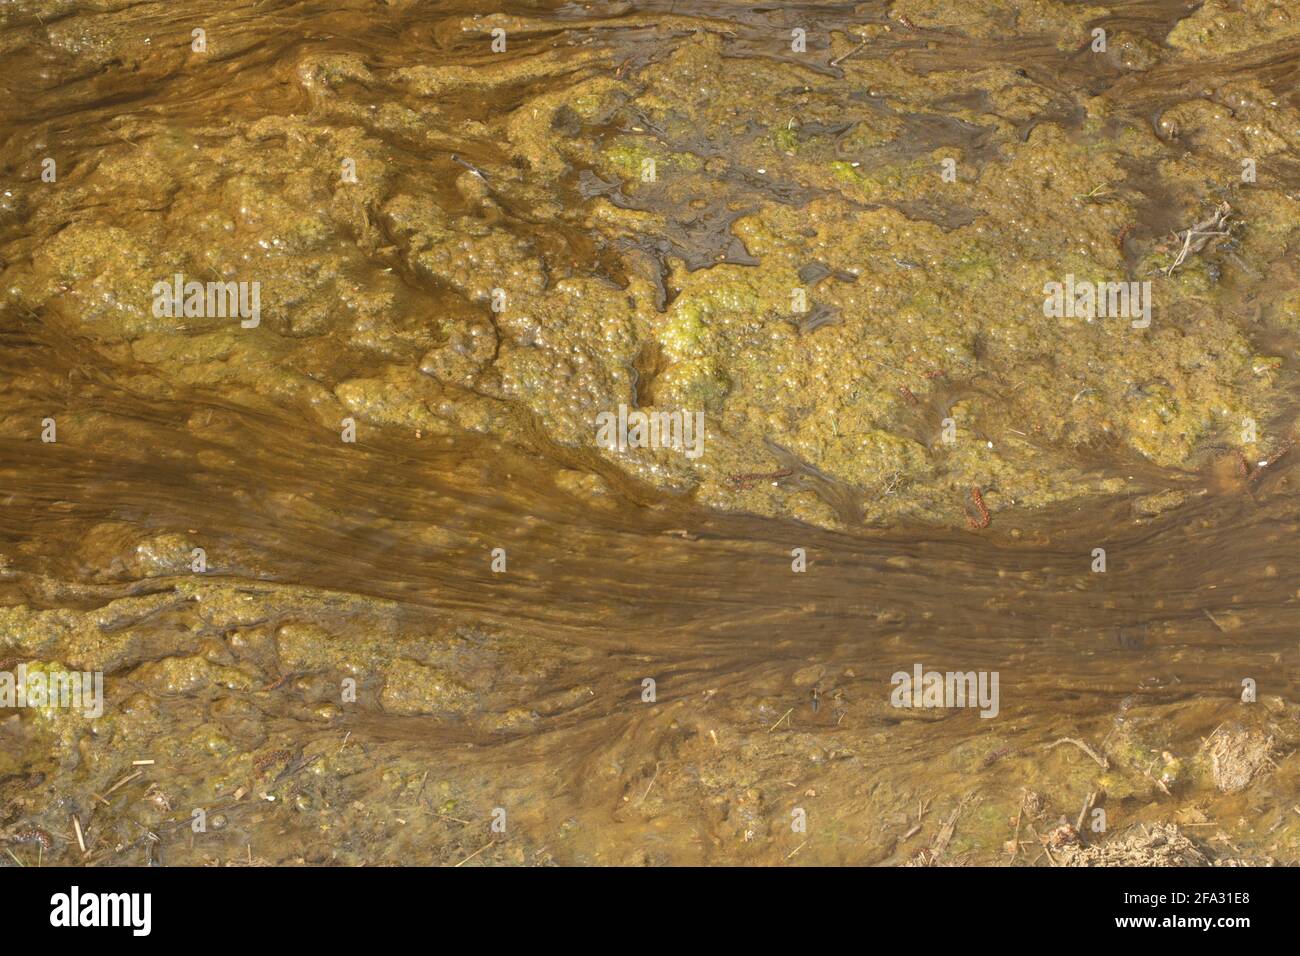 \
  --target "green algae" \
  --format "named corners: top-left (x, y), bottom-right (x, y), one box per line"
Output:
top-left (1, 0), bottom-right (1298, 871)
